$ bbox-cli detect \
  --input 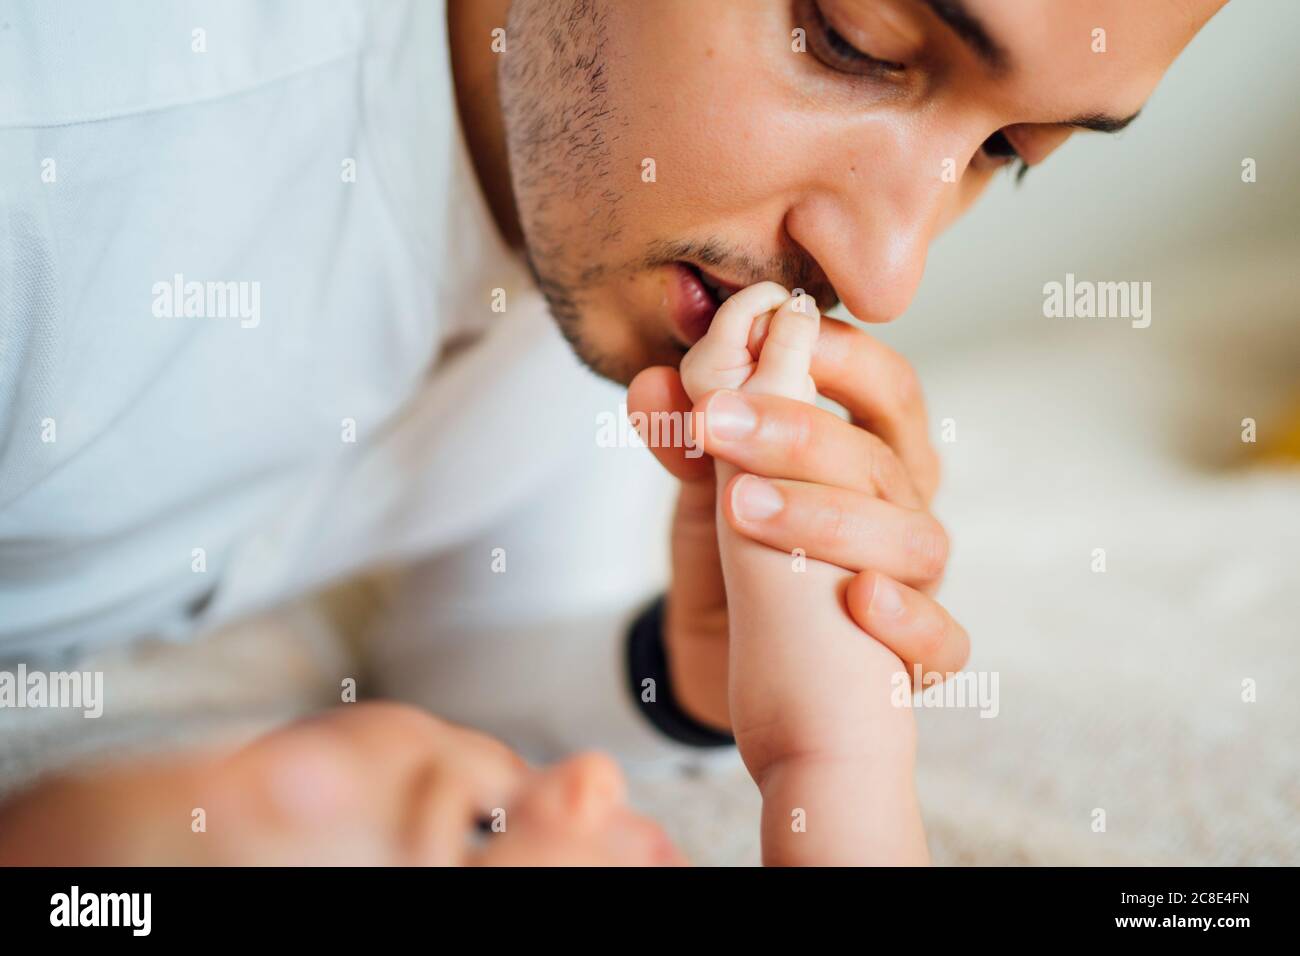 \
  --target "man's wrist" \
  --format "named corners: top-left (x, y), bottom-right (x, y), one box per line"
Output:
top-left (662, 601), bottom-right (733, 732)
top-left (626, 596), bottom-right (734, 747)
